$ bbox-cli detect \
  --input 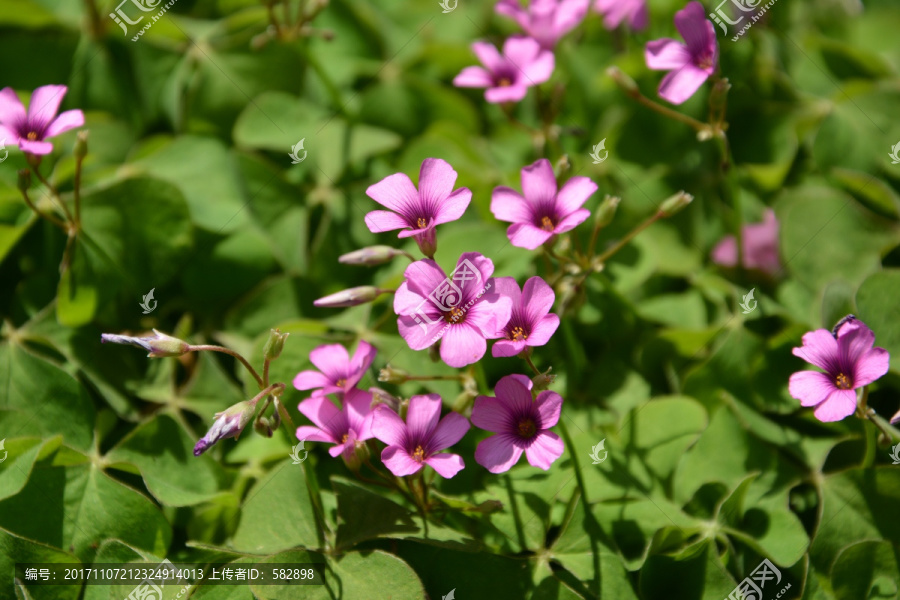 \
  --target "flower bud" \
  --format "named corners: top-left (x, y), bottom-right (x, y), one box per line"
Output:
top-left (313, 286), bottom-right (386, 308)
top-left (593, 195), bottom-right (620, 229)
top-left (414, 227), bottom-right (437, 259)
top-left (369, 387), bottom-right (401, 411)
top-left (532, 367), bottom-right (556, 391)
top-left (378, 365), bottom-right (409, 384)
top-left (607, 66), bottom-right (639, 96)
top-left (17, 169), bottom-right (31, 193)
top-left (193, 400), bottom-right (256, 456)
top-left (339, 246), bottom-right (405, 266)
top-left (554, 154), bottom-right (571, 179)
top-left (254, 415), bottom-right (275, 437)
top-left (263, 328), bottom-right (289, 361)
top-left (74, 131), bottom-right (89, 160)
top-left (101, 329), bottom-right (191, 358)
top-left (658, 191), bottom-right (694, 217)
